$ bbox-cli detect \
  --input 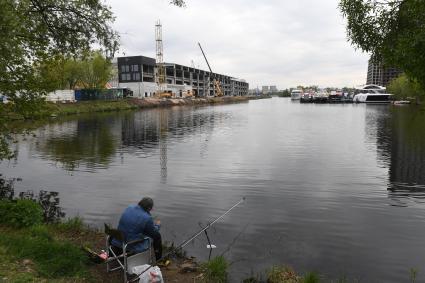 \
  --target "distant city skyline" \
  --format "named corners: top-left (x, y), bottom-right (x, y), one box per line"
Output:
top-left (108, 0), bottom-right (369, 89)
